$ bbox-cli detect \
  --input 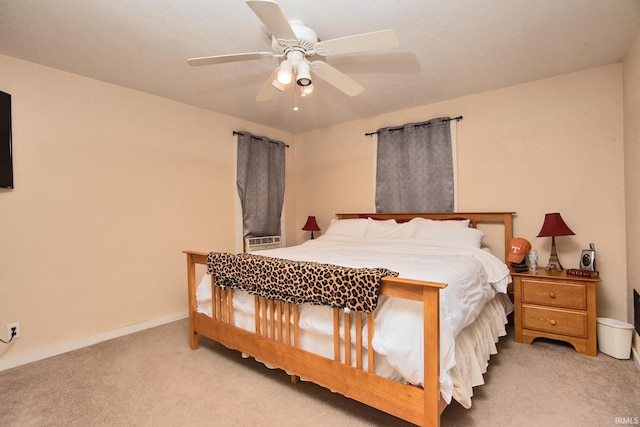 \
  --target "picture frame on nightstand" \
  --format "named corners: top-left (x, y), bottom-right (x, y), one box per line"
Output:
top-left (579, 244), bottom-right (597, 271)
